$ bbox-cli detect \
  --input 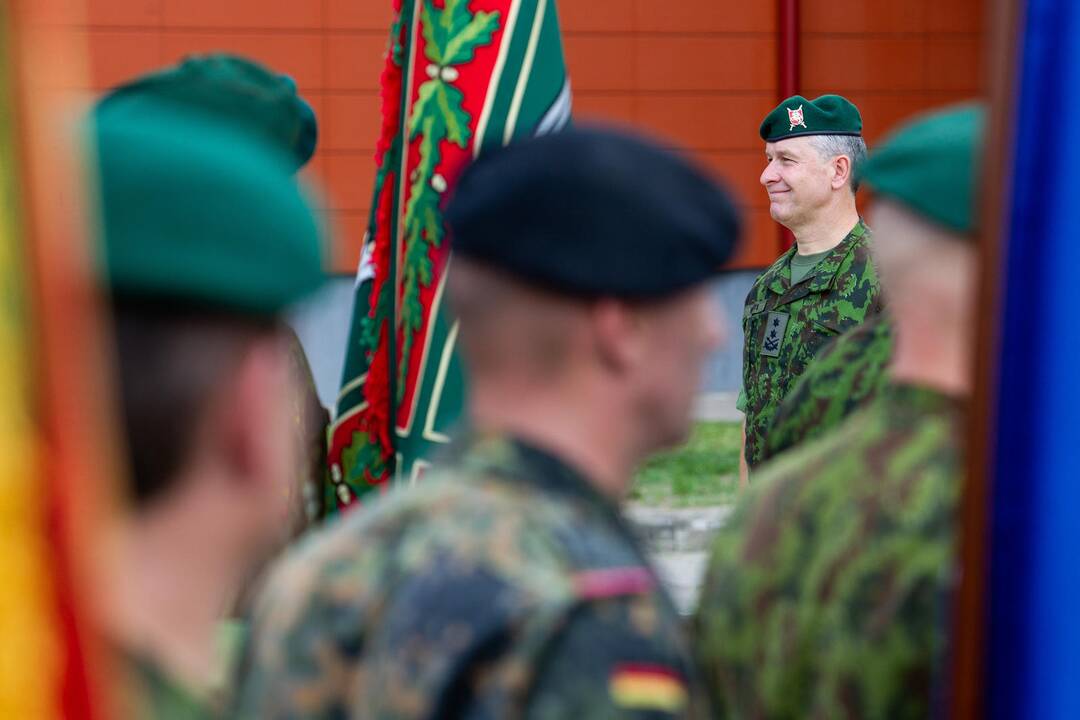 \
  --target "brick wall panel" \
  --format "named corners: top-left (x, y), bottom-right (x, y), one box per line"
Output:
top-left (634, 0), bottom-right (775, 33)
top-left (559, 0), bottom-right (635, 33)
top-left (925, 37), bottom-right (981, 92)
top-left (572, 92), bottom-right (636, 125)
top-left (697, 151), bottom-right (770, 210)
top-left (159, 31), bottom-right (325, 89)
top-left (85, 30), bottom-right (162, 89)
top-left (323, 153), bottom-right (376, 212)
top-left (801, 0), bottom-right (926, 34)
top-left (326, 0), bottom-right (395, 31)
top-left (637, 94), bottom-right (774, 151)
top-left (326, 32), bottom-right (386, 91)
top-left (562, 35), bottom-right (635, 91)
top-left (636, 37), bottom-right (774, 92)
top-left (321, 93), bottom-right (381, 152)
top-left (331, 210), bottom-right (369, 271)
top-left (929, 2), bottom-right (984, 33)
top-left (161, 0), bottom-right (322, 29)
top-left (802, 37), bottom-right (926, 92)
top-left (87, 0), bottom-right (161, 26)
